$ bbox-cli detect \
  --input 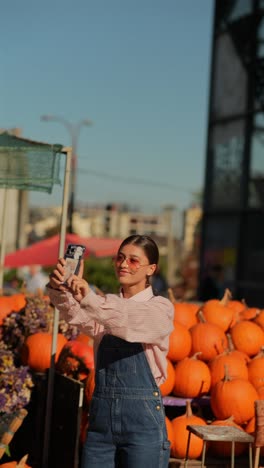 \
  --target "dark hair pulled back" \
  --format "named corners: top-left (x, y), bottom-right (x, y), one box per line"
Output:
top-left (118, 234), bottom-right (159, 265)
